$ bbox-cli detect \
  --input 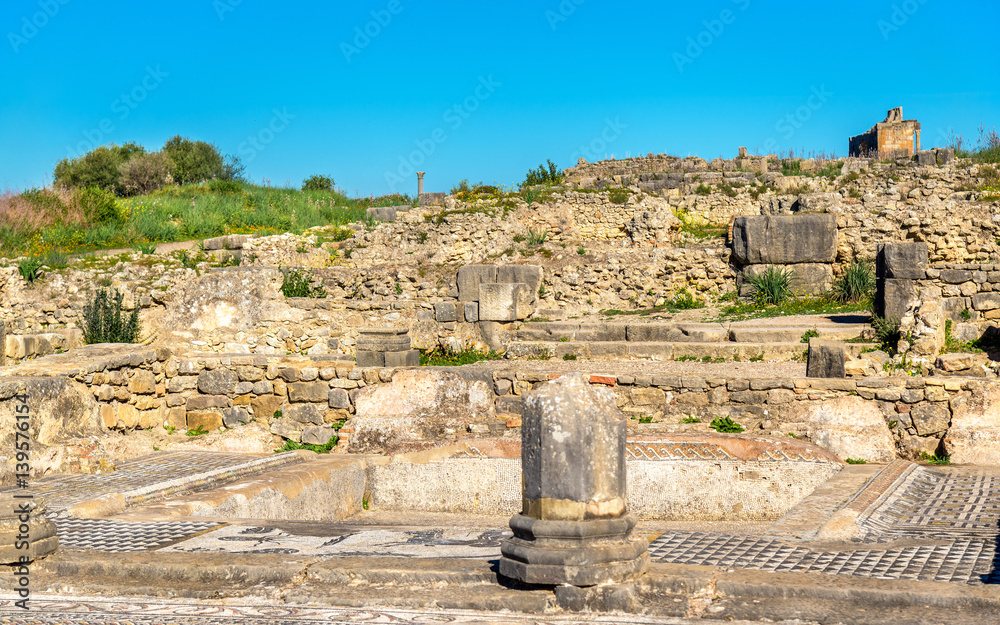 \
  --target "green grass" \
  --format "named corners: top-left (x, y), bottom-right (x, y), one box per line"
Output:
top-left (274, 435), bottom-right (339, 454)
top-left (680, 416), bottom-right (701, 424)
top-left (709, 416), bottom-right (744, 433)
top-left (712, 297), bottom-right (870, 322)
top-left (673, 209), bottom-right (727, 240)
top-left (919, 452), bottom-right (951, 466)
top-left (845, 458), bottom-right (868, 464)
top-left (420, 347), bottom-right (504, 366)
top-left (0, 182), bottom-right (397, 258)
